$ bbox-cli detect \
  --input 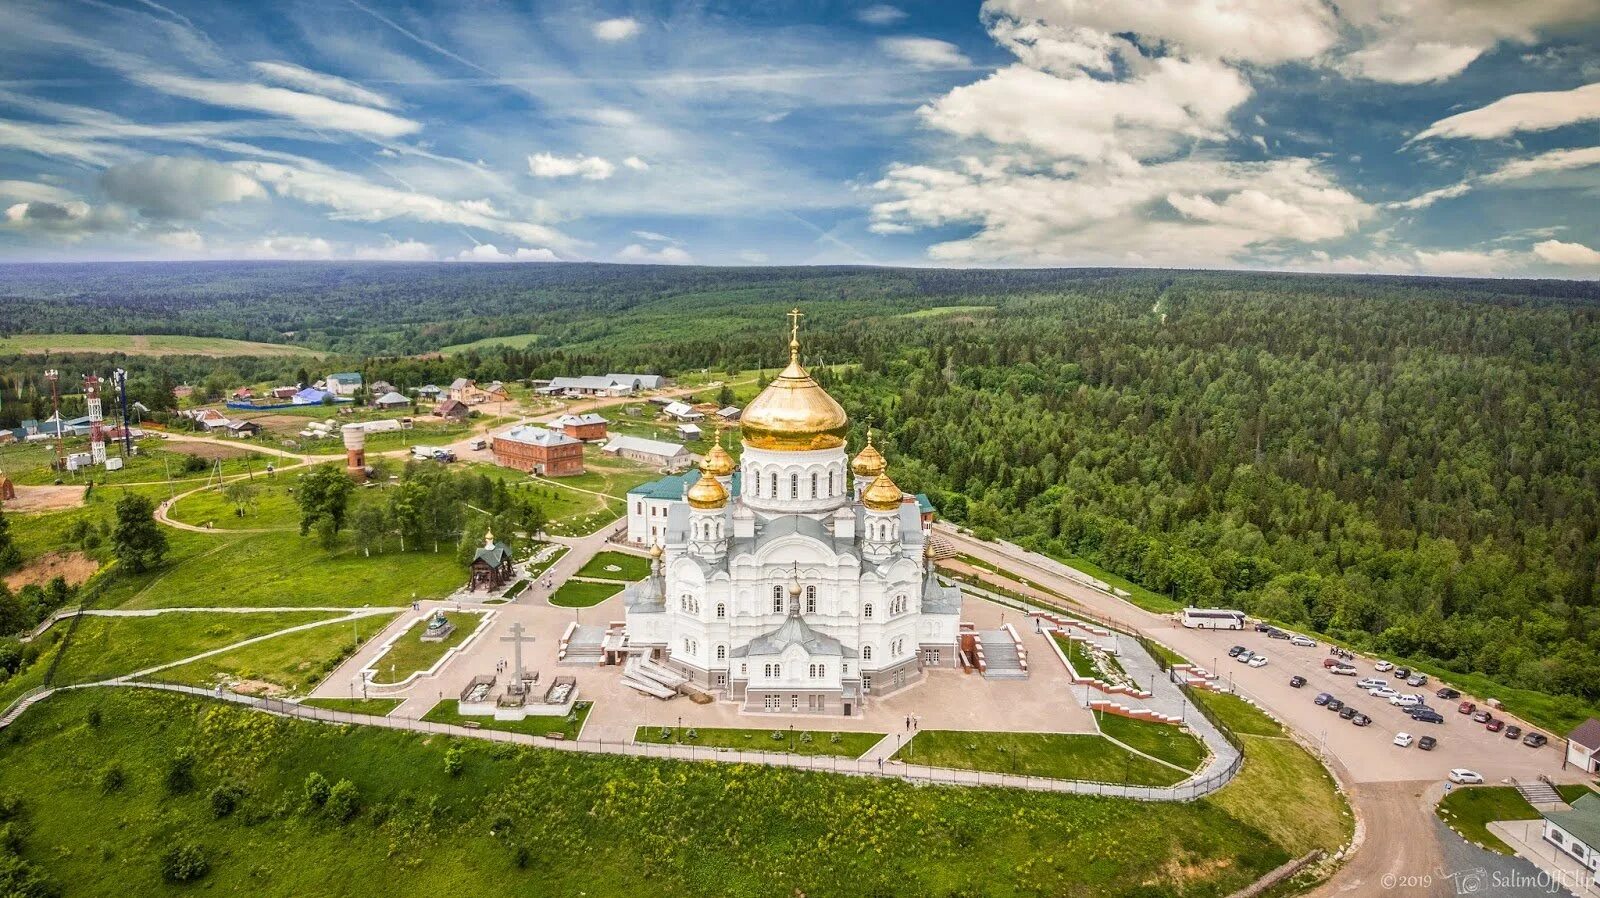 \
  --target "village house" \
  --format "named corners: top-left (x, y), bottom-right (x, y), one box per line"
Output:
top-left (231, 387), bottom-right (254, 400)
top-left (468, 530), bottom-right (514, 591)
top-left (548, 412), bottom-right (609, 441)
top-left (717, 406), bottom-right (741, 422)
top-left (493, 424), bottom-right (585, 476)
top-left (482, 381), bottom-right (511, 401)
top-left (226, 420), bottom-right (261, 438)
top-left (662, 400), bottom-right (704, 422)
top-left (372, 390), bottom-right (410, 410)
top-left (449, 377), bottom-right (490, 404)
top-left (270, 385), bottom-right (299, 400)
top-left (416, 384), bottom-right (443, 400)
top-left (1569, 718), bottom-right (1600, 774)
top-left (293, 386), bottom-right (334, 405)
top-left (369, 380), bottom-right (397, 397)
top-left (325, 372), bottom-right (363, 397)
top-left (608, 373), bottom-right (667, 391)
top-left (602, 433), bottom-right (691, 471)
top-left (433, 398), bottom-right (469, 422)
top-left (1542, 793), bottom-right (1600, 889)
top-left (676, 423), bottom-right (702, 439)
